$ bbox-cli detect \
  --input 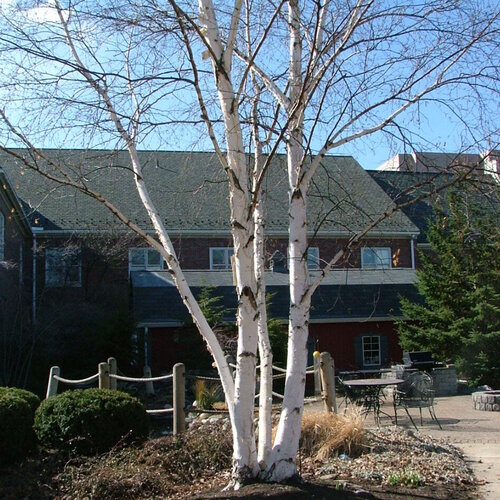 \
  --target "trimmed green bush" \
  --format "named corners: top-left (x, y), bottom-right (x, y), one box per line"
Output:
top-left (0, 387), bottom-right (40, 465)
top-left (34, 389), bottom-right (149, 454)
top-left (0, 387), bottom-right (41, 414)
